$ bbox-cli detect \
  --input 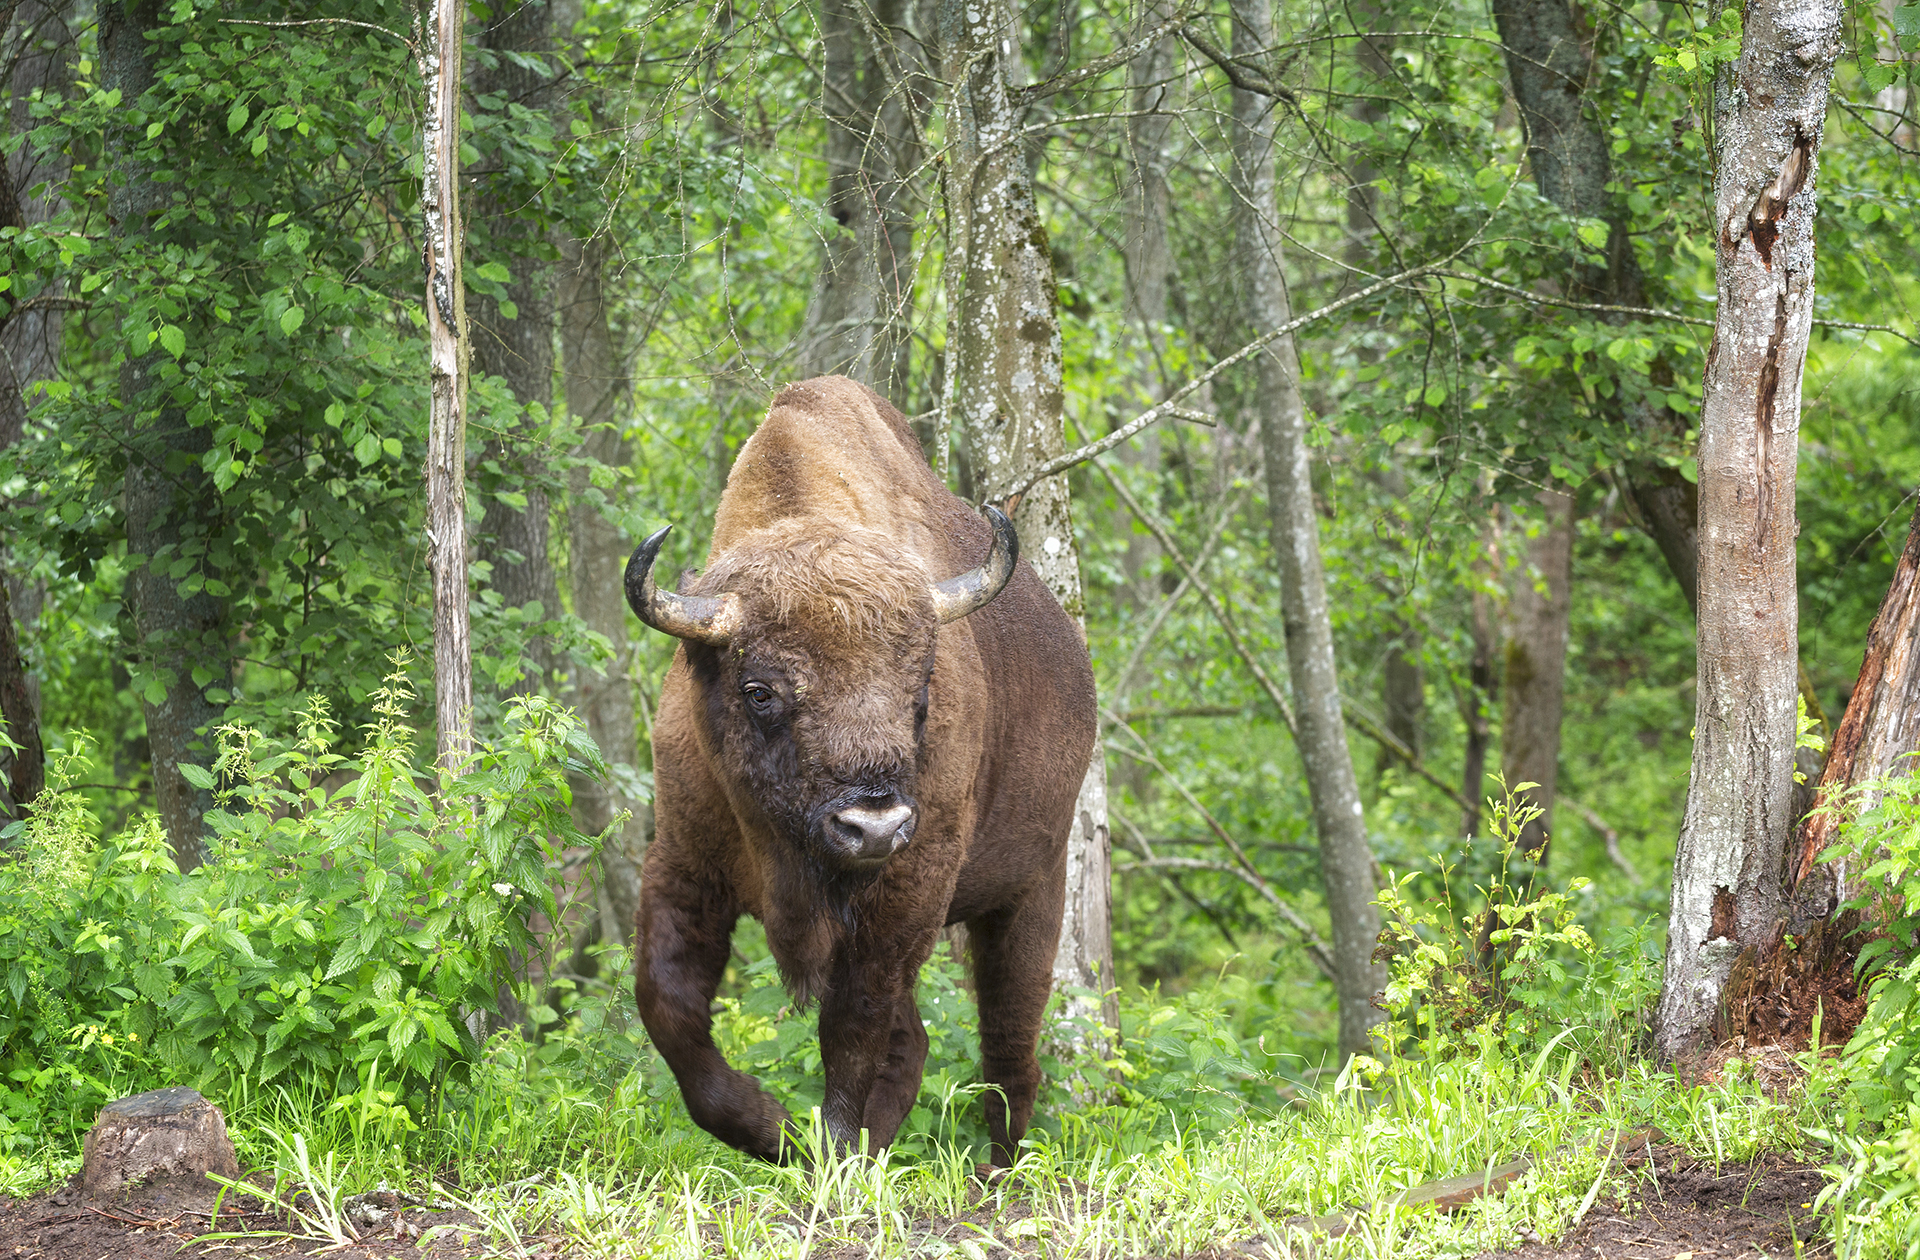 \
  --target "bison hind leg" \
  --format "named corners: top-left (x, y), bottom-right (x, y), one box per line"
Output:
top-left (858, 990), bottom-right (931, 1148)
top-left (968, 877), bottom-right (1066, 1169)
